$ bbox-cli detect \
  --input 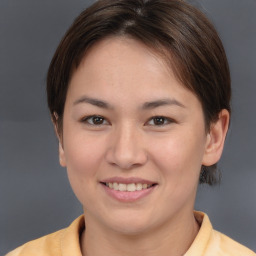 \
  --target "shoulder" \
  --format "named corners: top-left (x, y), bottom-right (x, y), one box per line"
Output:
top-left (210, 229), bottom-right (256, 256)
top-left (5, 215), bottom-right (84, 256)
top-left (5, 229), bottom-right (64, 256)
